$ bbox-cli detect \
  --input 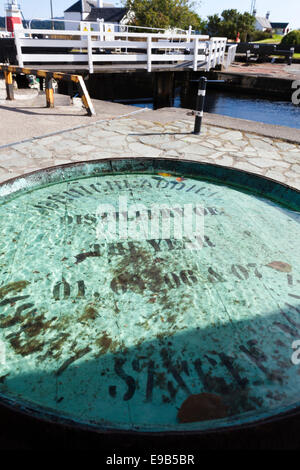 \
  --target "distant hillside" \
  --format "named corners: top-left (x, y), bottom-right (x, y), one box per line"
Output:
top-left (0, 16), bottom-right (65, 30)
